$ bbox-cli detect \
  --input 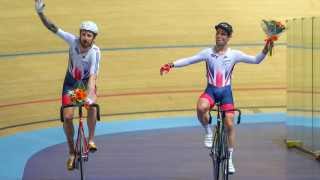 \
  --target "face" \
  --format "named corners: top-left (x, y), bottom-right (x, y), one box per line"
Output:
top-left (80, 30), bottom-right (95, 48)
top-left (215, 28), bottom-right (231, 47)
